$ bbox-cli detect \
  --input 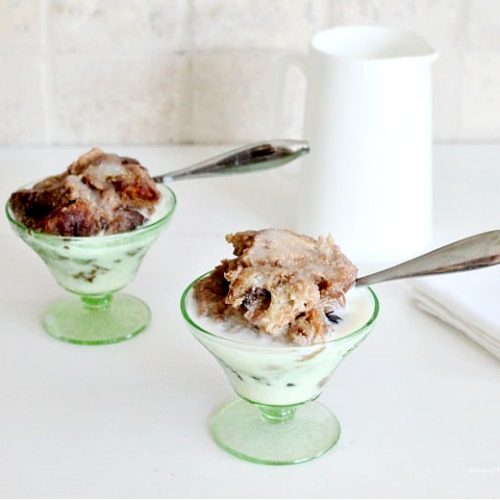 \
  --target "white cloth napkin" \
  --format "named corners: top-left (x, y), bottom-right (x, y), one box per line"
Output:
top-left (411, 266), bottom-right (500, 360)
